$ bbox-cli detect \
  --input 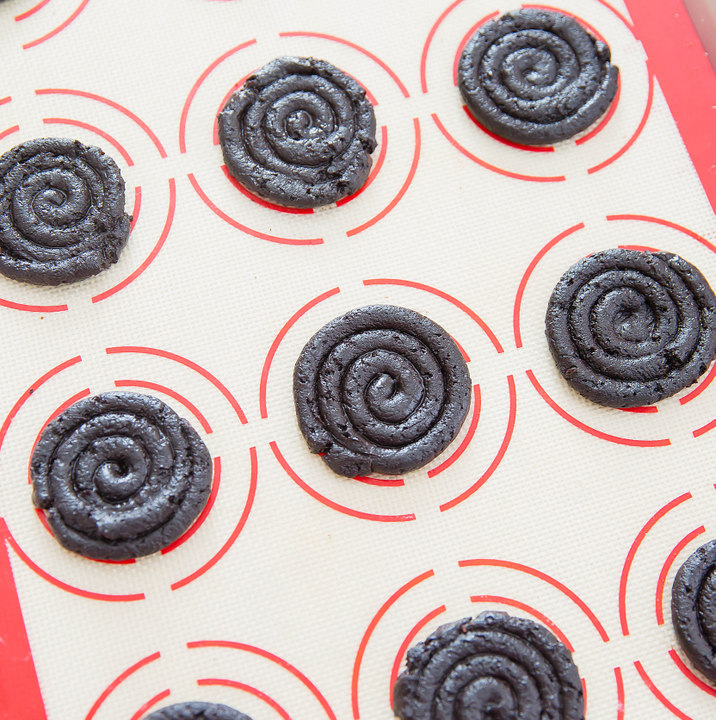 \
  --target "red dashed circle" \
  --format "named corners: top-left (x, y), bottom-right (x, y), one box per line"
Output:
top-left (0, 349), bottom-right (254, 599)
top-left (422, 0), bottom-right (652, 181)
top-left (181, 33), bottom-right (418, 244)
top-left (13, 0), bottom-right (92, 51)
top-left (0, 90), bottom-right (173, 310)
top-left (84, 642), bottom-right (336, 720)
top-left (514, 215), bottom-right (716, 446)
top-left (352, 561), bottom-right (617, 720)
top-left (261, 281), bottom-right (516, 520)
top-left (621, 489), bottom-right (716, 715)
